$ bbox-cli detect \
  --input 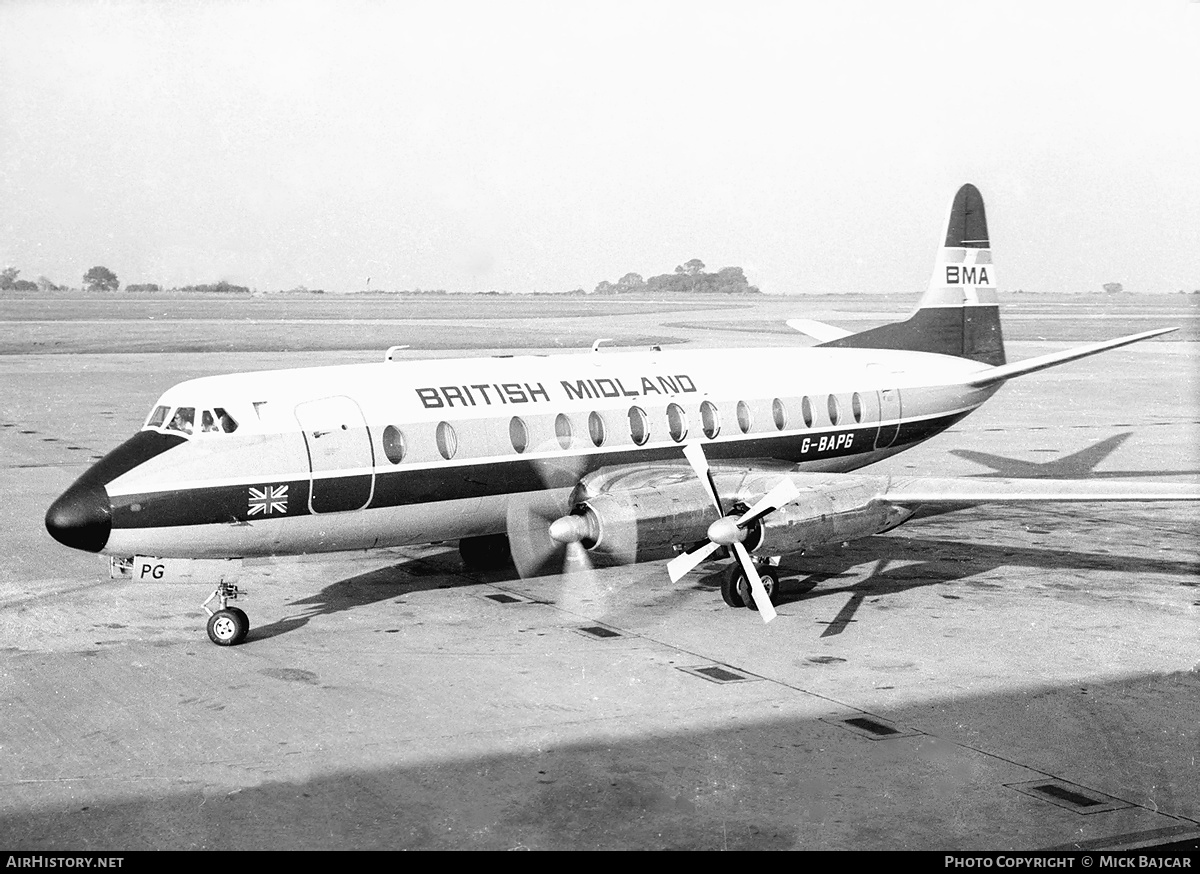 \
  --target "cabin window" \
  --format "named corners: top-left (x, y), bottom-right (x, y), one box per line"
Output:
top-left (736, 400), bottom-right (752, 434)
top-left (436, 421), bottom-right (458, 460)
top-left (667, 403), bottom-right (688, 442)
top-left (146, 405), bottom-right (170, 428)
top-left (509, 416), bottom-right (528, 454)
top-left (851, 392), bottom-right (863, 424)
top-left (628, 406), bottom-right (650, 445)
top-left (801, 396), bottom-right (813, 428)
top-left (700, 401), bottom-right (720, 439)
top-left (772, 398), bottom-right (787, 431)
top-left (166, 407), bottom-right (195, 435)
top-left (827, 394), bottom-right (841, 426)
top-left (555, 413), bottom-right (573, 449)
top-left (588, 411), bottom-right (606, 447)
top-left (382, 425), bottom-right (407, 463)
